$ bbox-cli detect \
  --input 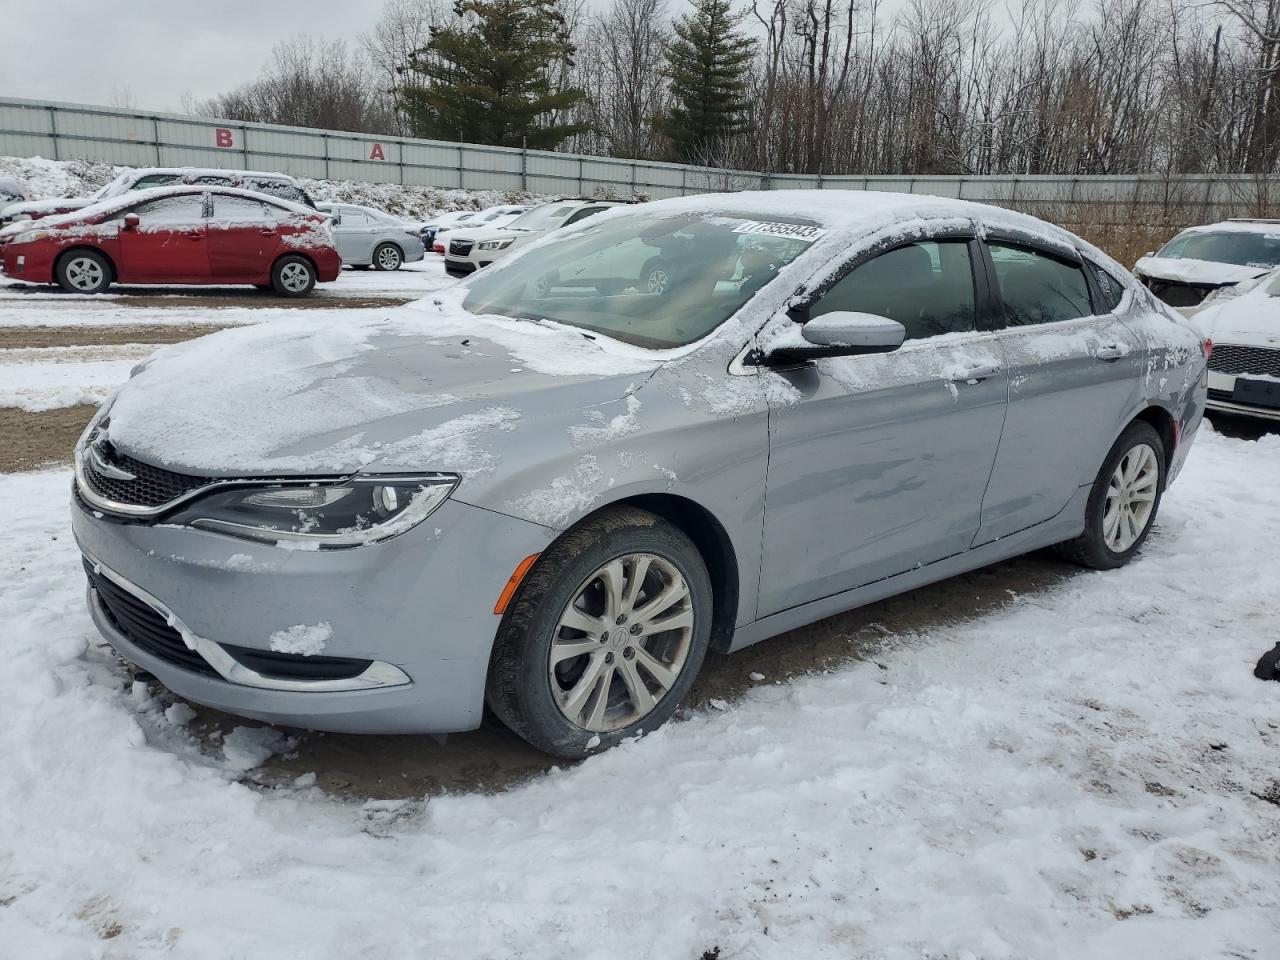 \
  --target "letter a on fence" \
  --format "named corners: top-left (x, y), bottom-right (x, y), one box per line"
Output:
top-left (215, 128), bottom-right (234, 149)
top-left (370, 143), bottom-right (386, 161)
